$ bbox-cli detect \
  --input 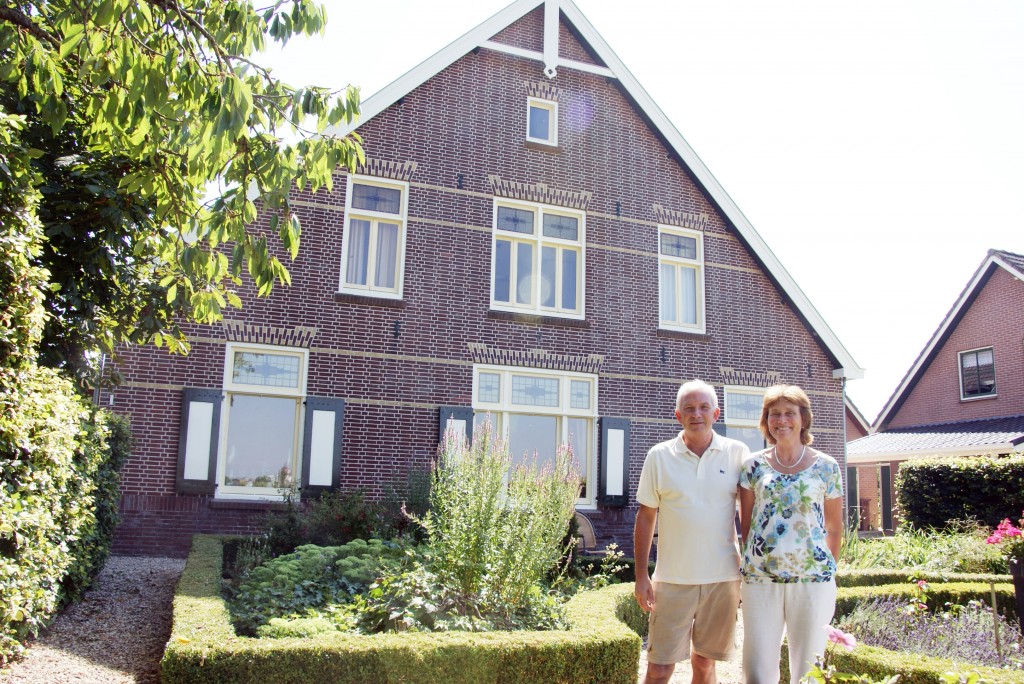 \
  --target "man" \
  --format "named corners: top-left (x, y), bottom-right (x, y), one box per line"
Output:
top-left (634, 379), bottom-right (750, 684)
